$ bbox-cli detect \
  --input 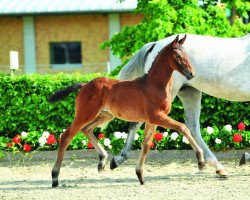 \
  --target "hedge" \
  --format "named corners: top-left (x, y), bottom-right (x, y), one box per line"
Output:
top-left (0, 72), bottom-right (249, 138)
